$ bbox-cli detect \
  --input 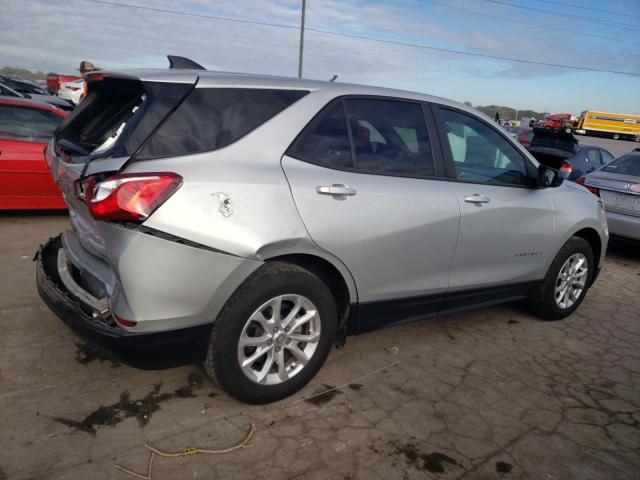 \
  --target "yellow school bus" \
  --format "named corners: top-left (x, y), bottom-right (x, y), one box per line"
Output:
top-left (575, 111), bottom-right (640, 141)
